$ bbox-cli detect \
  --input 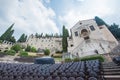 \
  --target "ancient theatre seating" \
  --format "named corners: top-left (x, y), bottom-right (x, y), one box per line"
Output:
top-left (0, 60), bottom-right (101, 80)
